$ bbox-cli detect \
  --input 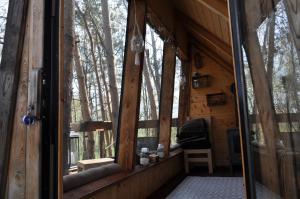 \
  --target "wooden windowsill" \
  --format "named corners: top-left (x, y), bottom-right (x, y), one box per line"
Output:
top-left (64, 148), bottom-right (183, 199)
